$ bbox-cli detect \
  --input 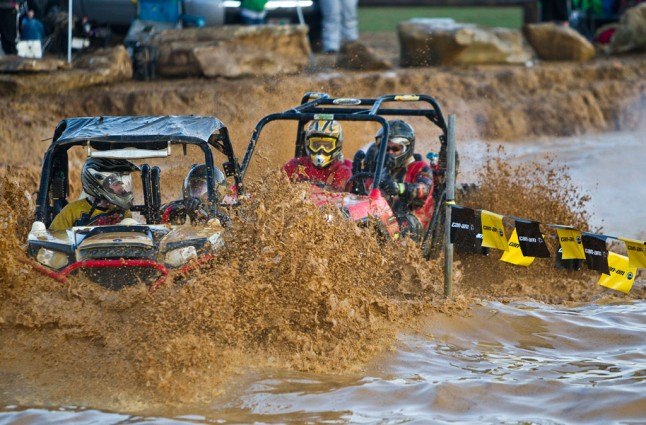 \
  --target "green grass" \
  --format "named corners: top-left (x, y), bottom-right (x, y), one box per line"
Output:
top-left (358, 7), bottom-right (523, 32)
